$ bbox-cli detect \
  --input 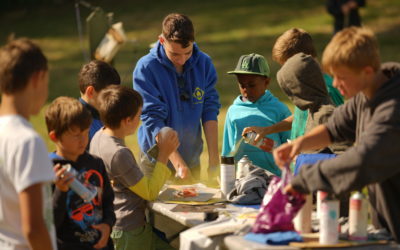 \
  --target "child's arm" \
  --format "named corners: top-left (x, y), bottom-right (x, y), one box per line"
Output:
top-left (242, 115), bottom-right (293, 143)
top-left (129, 162), bottom-right (172, 201)
top-left (273, 124), bottom-right (332, 167)
top-left (203, 120), bottom-right (219, 169)
top-left (168, 150), bottom-right (190, 179)
top-left (129, 128), bottom-right (179, 200)
top-left (19, 183), bottom-right (53, 250)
